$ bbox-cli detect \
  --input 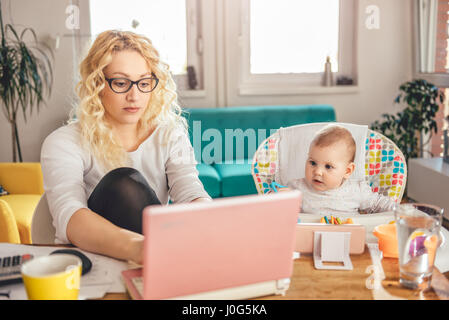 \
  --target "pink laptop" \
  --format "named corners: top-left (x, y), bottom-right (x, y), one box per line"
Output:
top-left (122, 191), bottom-right (301, 300)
